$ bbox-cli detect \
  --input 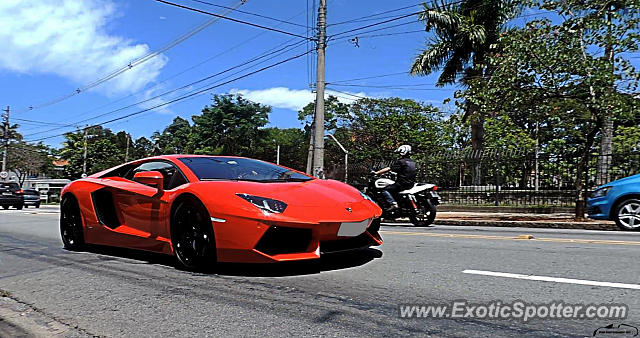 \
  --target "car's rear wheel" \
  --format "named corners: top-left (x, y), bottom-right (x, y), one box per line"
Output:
top-left (60, 195), bottom-right (85, 250)
top-left (15, 204), bottom-right (22, 210)
top-left (171, 197), bottom-right (216, 271)
top-left (614, 198), bottom-right (640, 231)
